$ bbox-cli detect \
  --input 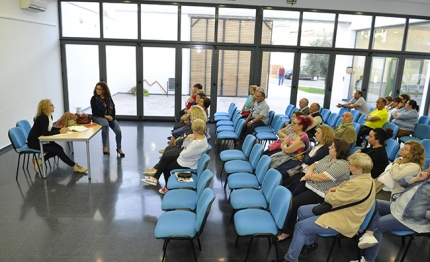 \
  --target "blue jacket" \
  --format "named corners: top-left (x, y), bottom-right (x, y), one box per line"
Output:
top-left (396, 176), bottom-right (430, 225)
top-left (391, 108), bottom-right (418, 131)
